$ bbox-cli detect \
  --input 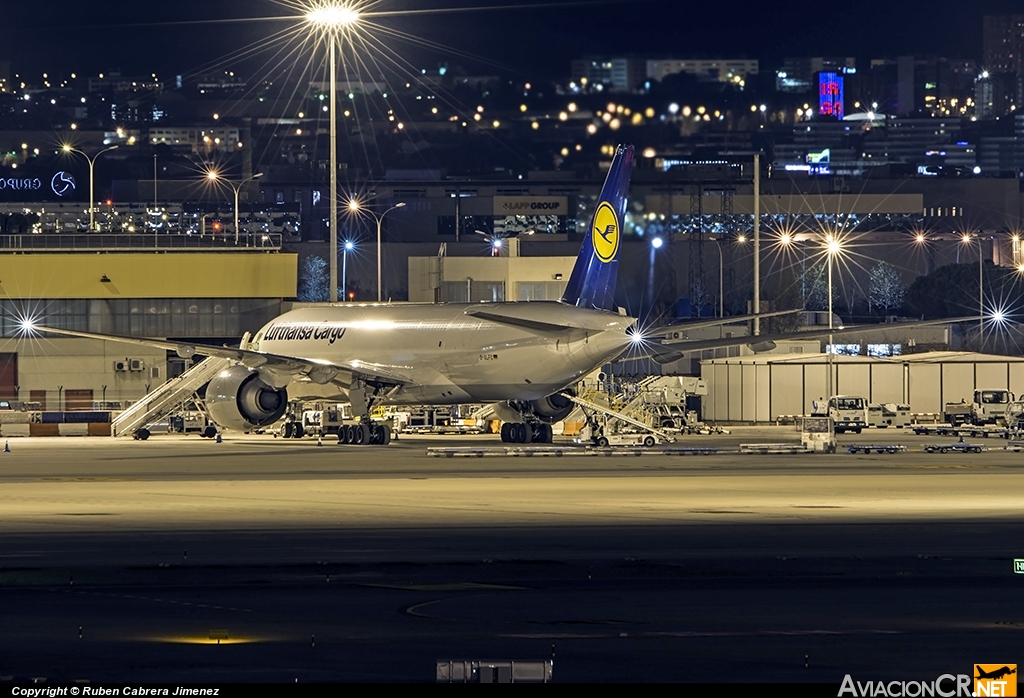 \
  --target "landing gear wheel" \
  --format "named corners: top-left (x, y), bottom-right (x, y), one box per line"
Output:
top-left (521, 422), bottom-right (533, 444)
top-left (202, 426), bottom-right (217, 439)
top-left (282, 422), bottom-right (294, 439)
top-left (538, 423), bottom-right (553, 444)
top-left (500, 422), bottom-right (512, 443)
top-left (355, 424), bottom-right (372, 445)
top-left (293, 423), bottom-right (304, 439)
top-left (374, 424), bottom-right (392, 446)
top-left (135, 428), bottom-right (150, 441)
